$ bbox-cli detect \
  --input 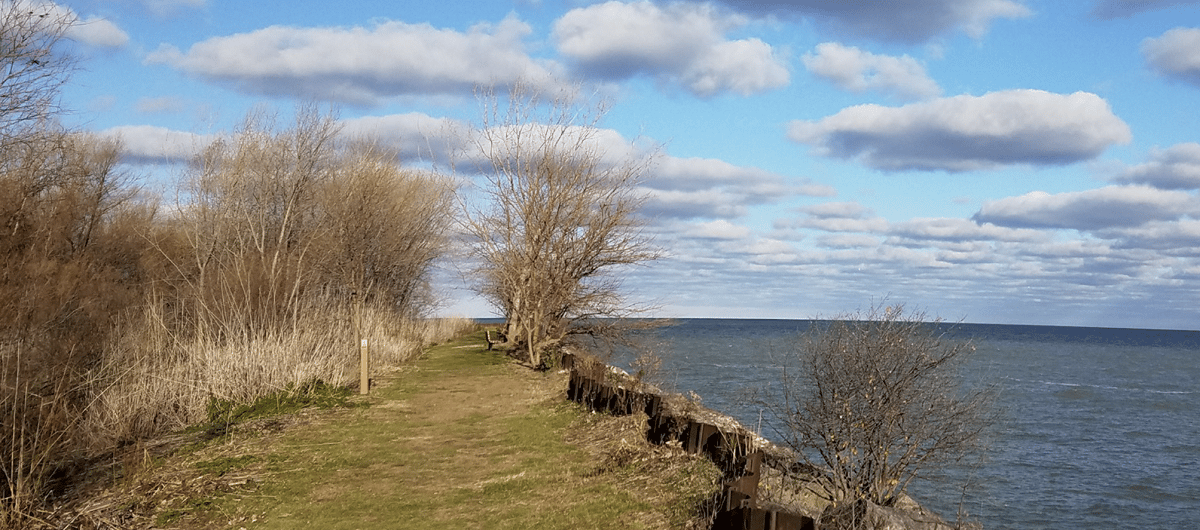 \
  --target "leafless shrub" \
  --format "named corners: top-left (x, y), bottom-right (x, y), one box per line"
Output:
top-left (88, 105), bottom-right (458, 445)
top-left (0, 1), bottom-right (74, 152)
top-left (460, 81), bottom-right (659, 367)
top-left (171, 105), bottom-right (341, 339)
top-left (313, 139), bottom-right (456, 320)
top-left (758, 303), bottom-right (995, 529)
top-left (1, 128), bottom-right (150, 524)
